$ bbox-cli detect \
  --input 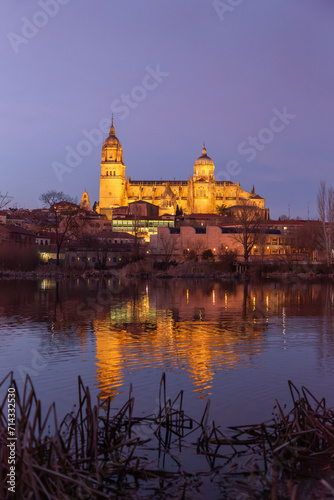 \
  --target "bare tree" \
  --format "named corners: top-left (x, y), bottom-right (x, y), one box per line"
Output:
top-left (317, 181), bottom-right (334, 267)
top-left (159, 232), bottom-right (178, 264)
top-left (231, 203), bottom-right (265, 265)
top-left (132, 214), bottom-right (141, 261)
top-left (255, 224), bottom-right (271, 265)
top-left (279, 237), bottom-right (297, 268)
top-left (293, 222), bottom-right (320, 263)
top-left (86, 235), bottom-right (110, 270)
top-left (0, 192), bottom-right (13, 210)
top-left (39, 190), bottom-right (80, 265)
top-left (185, 239), bottom-right (204, 260)
top-left (218, 246), bottom-right (237, 271)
